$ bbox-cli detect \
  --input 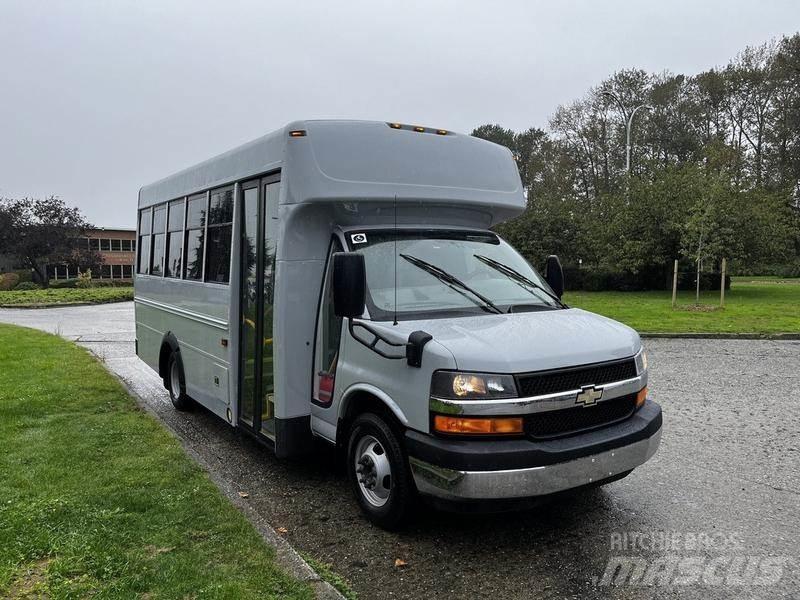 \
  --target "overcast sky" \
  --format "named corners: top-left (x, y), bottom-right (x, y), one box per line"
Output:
top-left (1, 0), bottom-right (797, 228)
